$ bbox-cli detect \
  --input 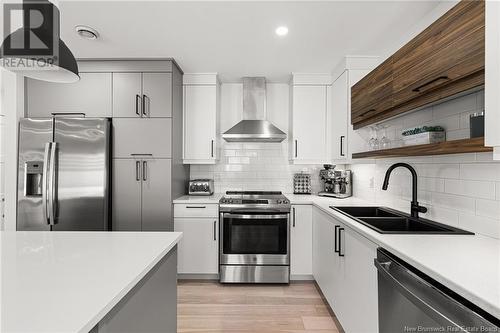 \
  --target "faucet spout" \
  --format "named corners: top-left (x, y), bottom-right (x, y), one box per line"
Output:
top-left (382, 163), bottom-right (427, 218)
